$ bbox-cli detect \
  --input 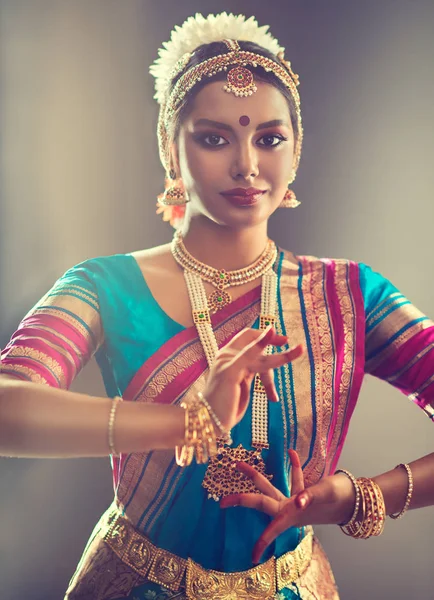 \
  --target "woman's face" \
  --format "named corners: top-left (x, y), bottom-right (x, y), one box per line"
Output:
top-left (174, 79), bottom-right (295, 229)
